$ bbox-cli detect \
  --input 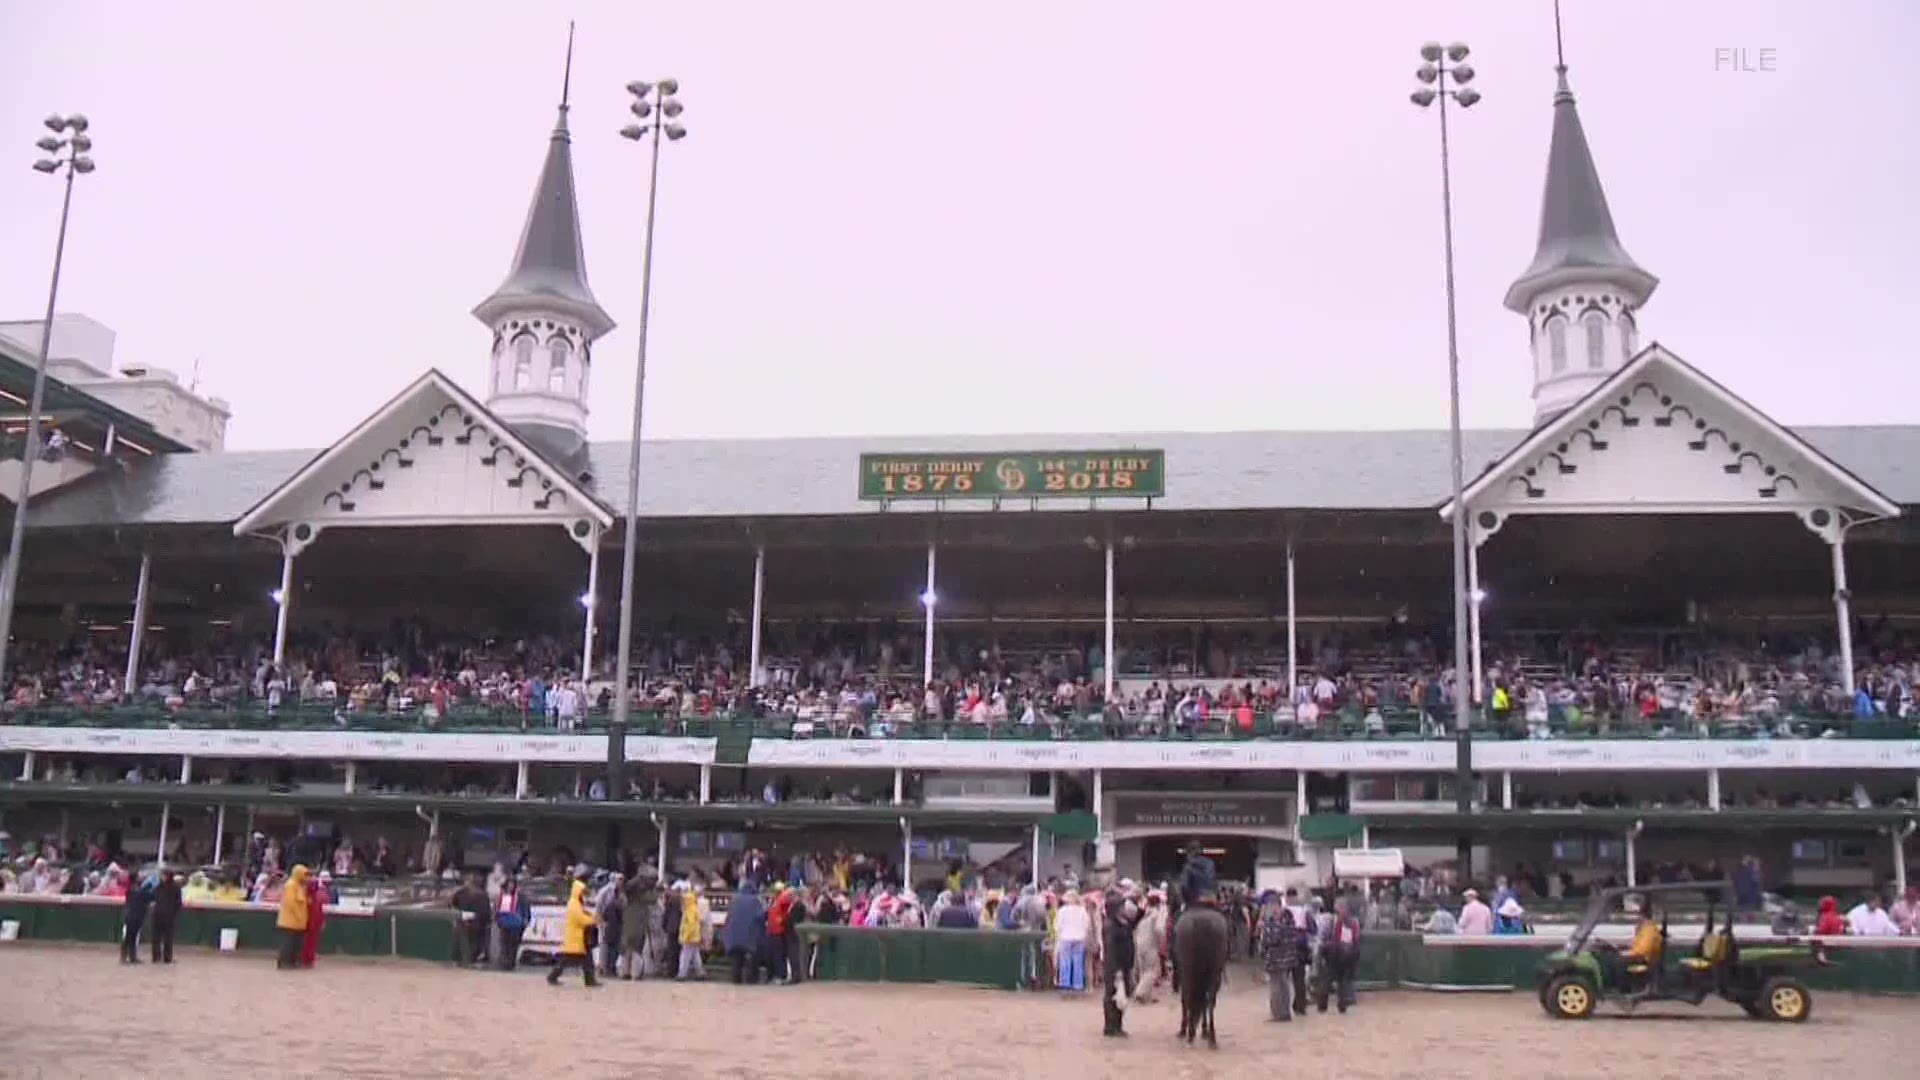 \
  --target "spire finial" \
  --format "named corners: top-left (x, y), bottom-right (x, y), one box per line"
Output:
top-left (561, 21), bottom-right (575, 110)
top-left (1553, 0), bottom-right (1566, 69)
